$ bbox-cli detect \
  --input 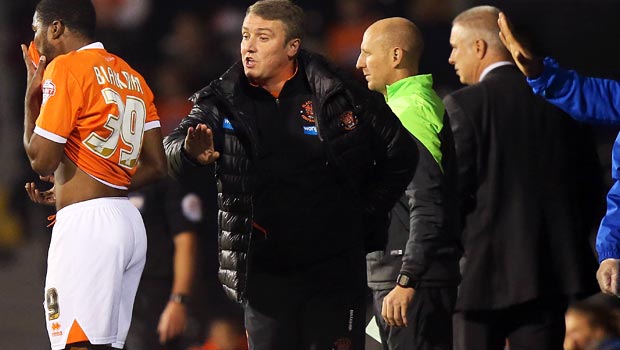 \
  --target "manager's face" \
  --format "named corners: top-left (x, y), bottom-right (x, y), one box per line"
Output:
top-left (240, 13), bottom-right (298, 86)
